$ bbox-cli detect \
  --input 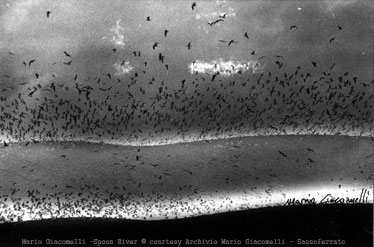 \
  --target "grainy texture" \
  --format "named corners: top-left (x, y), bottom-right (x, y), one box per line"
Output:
top-left (0, 136), bottom-right (372, 222)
